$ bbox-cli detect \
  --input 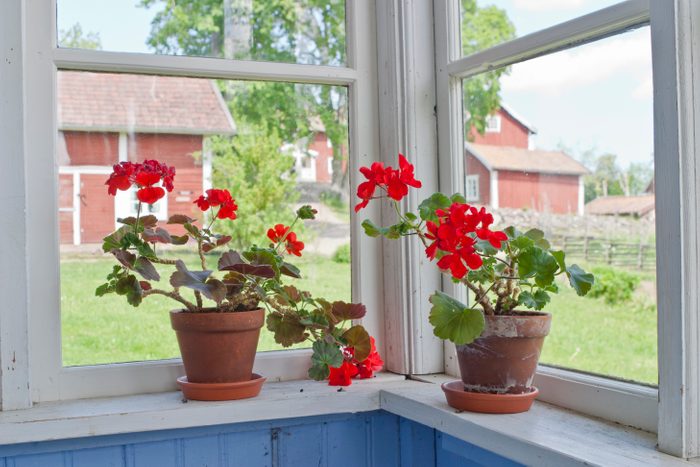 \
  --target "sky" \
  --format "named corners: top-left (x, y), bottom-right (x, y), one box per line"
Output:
top-left (57, 0), bottom-right (653, 169)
